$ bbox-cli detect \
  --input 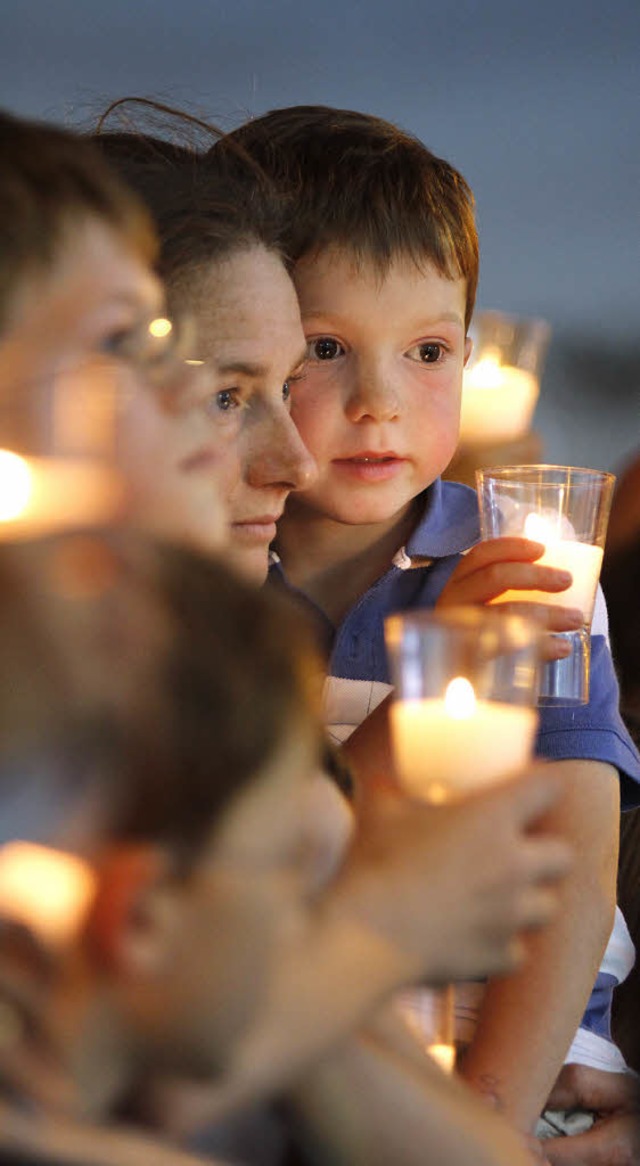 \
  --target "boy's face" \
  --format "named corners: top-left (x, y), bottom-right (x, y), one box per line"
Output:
top-left (288, 248), bottom-right (470, 529)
